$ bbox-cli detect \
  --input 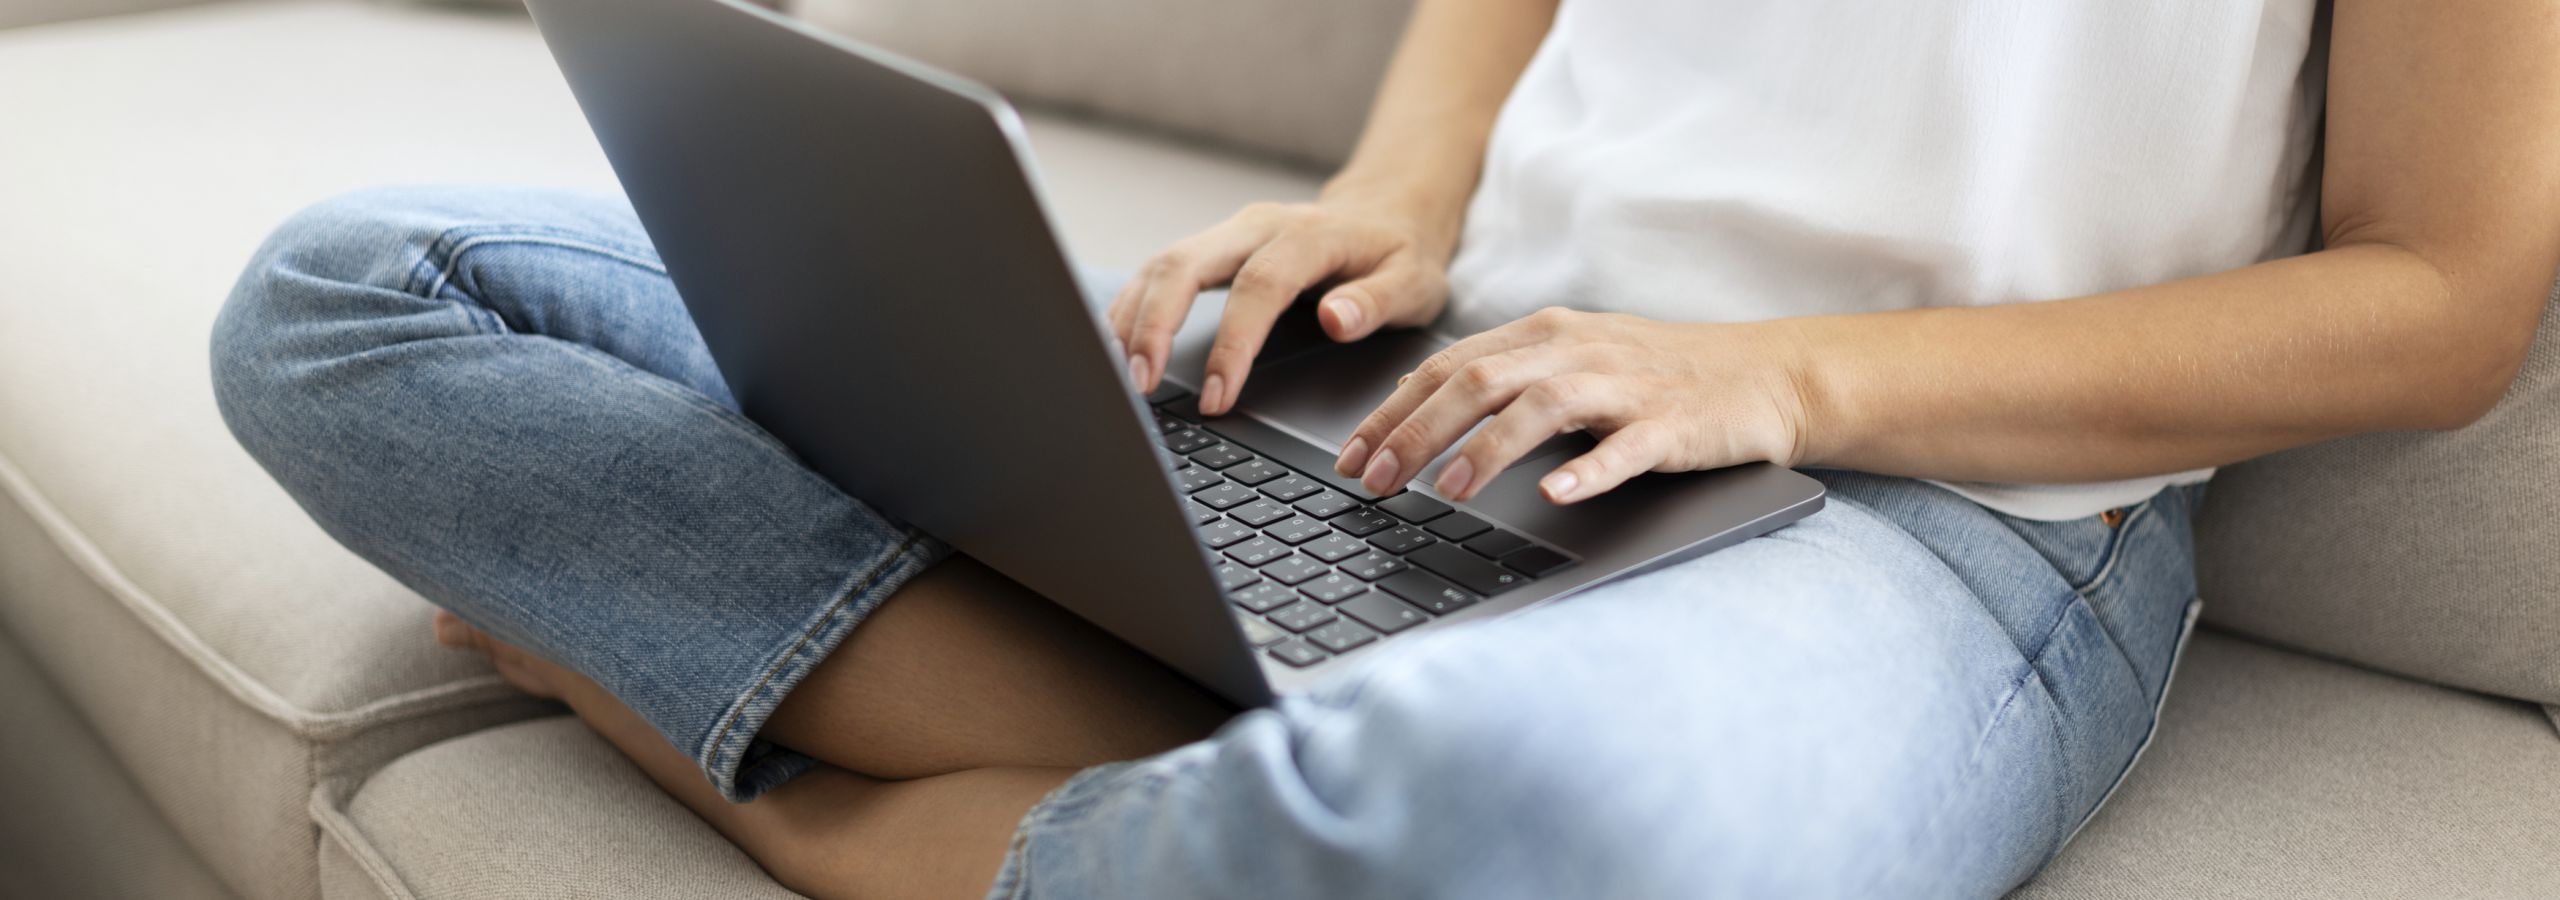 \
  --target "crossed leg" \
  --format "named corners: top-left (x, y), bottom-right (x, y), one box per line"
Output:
top-left (436, 555), bottom-right (1229, 899)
